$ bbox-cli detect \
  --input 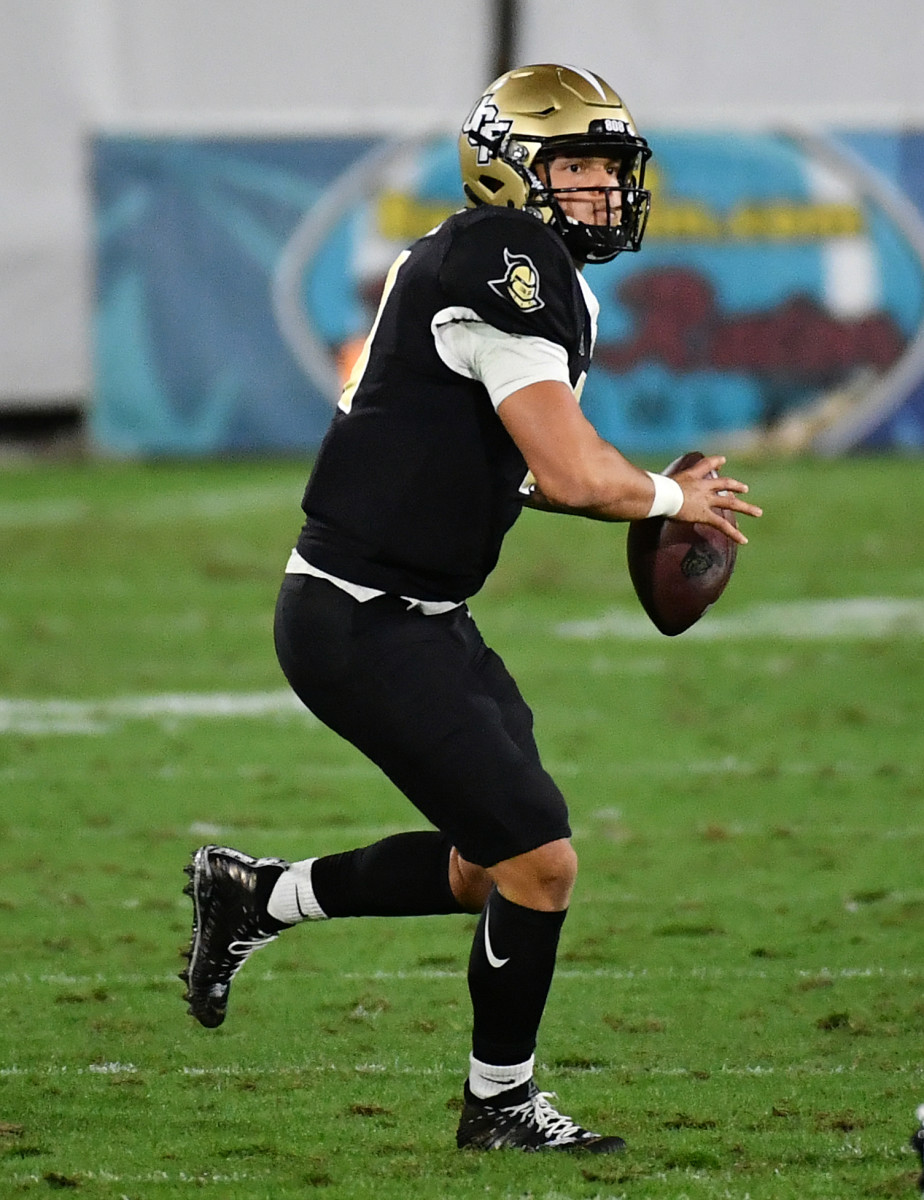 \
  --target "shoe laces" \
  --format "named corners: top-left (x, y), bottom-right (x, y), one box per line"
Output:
top-left (227, 932), bottom-right (278, 965)
top-left (516, 1091), bottom-right (588, 1143)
